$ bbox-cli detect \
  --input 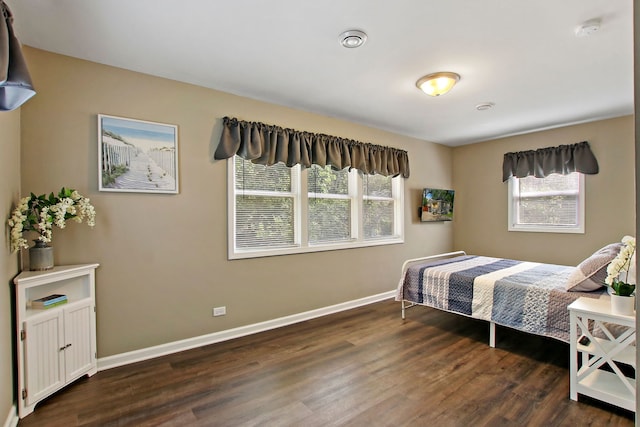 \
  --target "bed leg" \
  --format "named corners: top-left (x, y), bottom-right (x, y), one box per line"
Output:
top-left (489, 322), bottom-right (496, 348)
top-left (401, 300), bottom-right (406, 319)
